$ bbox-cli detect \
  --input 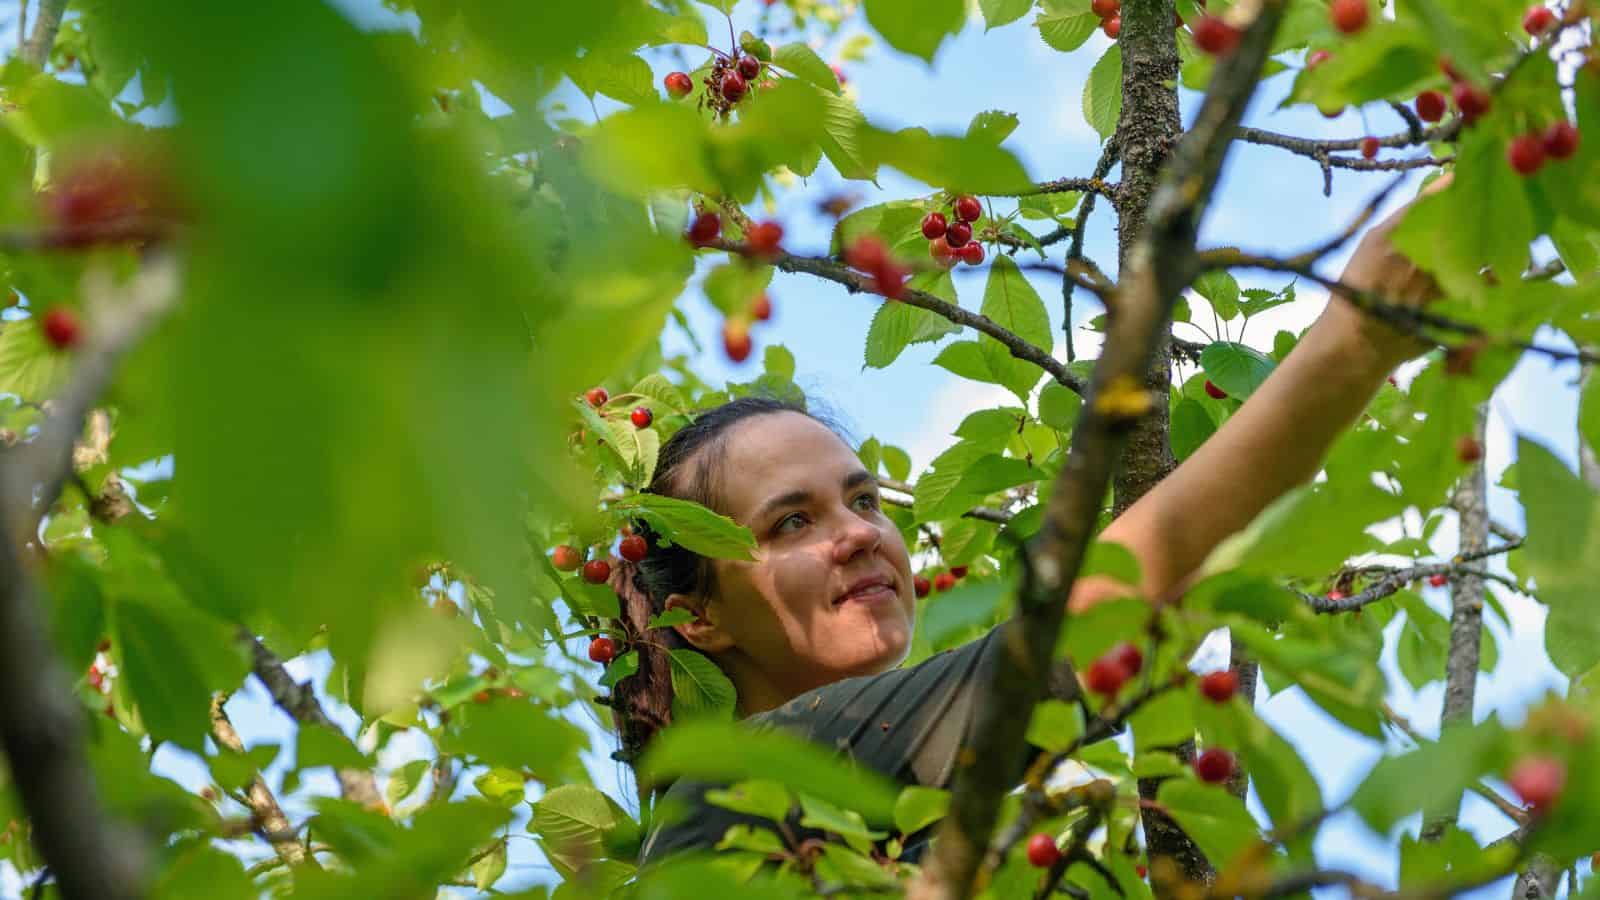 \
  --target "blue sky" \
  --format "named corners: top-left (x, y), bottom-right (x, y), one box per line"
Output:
top-left (1, 1), bottom-right (1588, 896)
